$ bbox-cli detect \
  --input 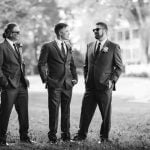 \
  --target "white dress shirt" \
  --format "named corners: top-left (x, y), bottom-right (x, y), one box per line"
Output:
top-left (95, 38), bottom-right (107, 51)
top-left (55, 39), bottom-right (67, 54)
top-left (6, 38), bottom-right (15, 51)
